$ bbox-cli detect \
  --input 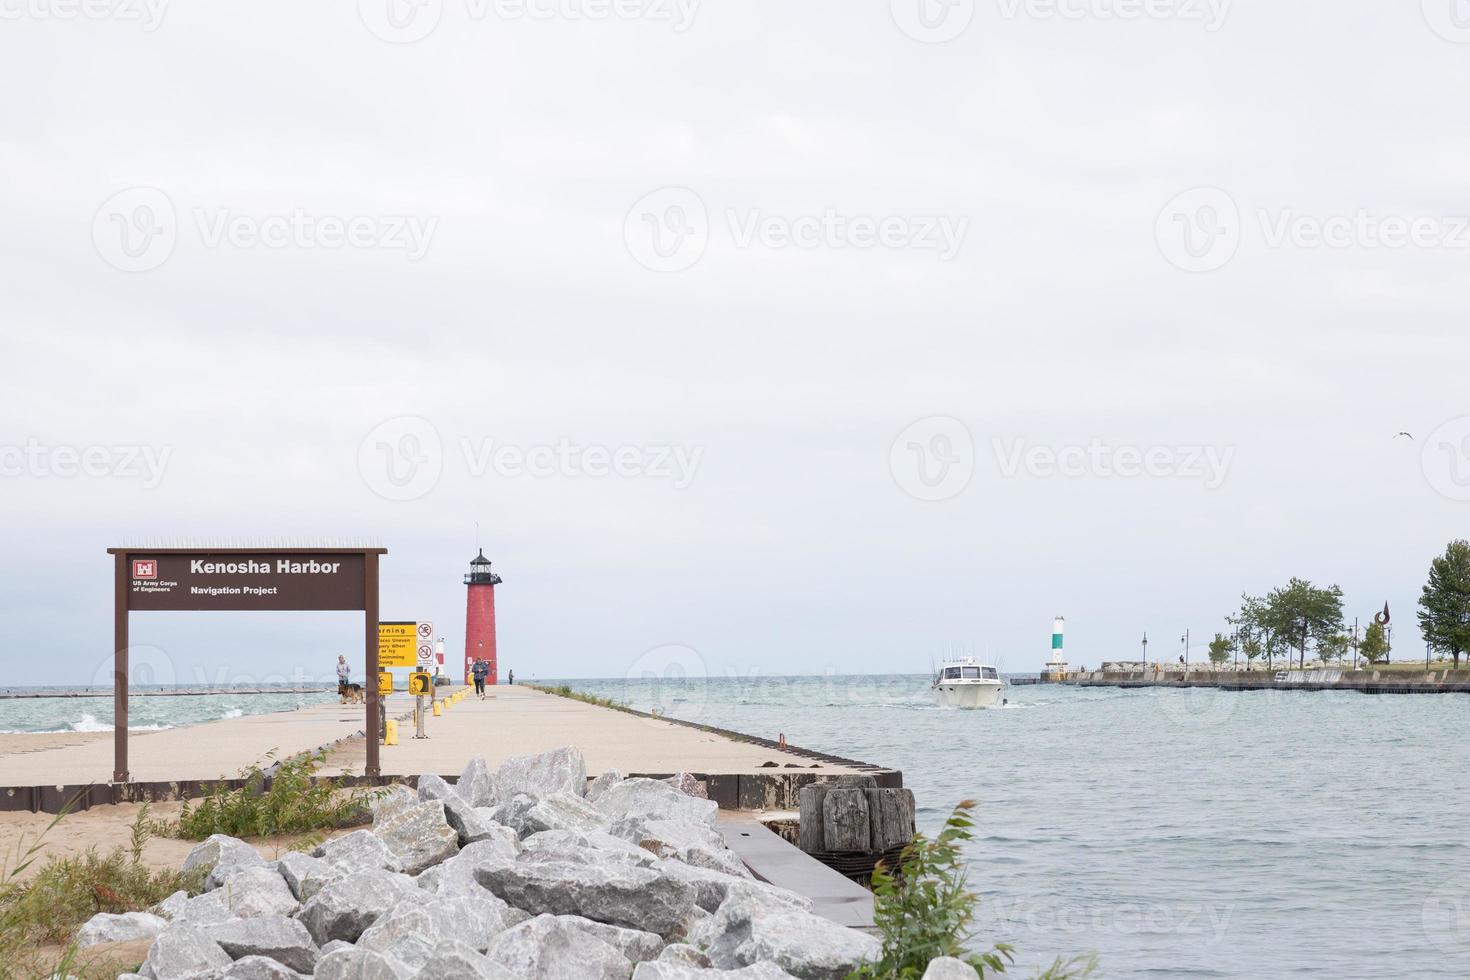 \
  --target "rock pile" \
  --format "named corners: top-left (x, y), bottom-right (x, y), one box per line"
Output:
top-left (96, 746), bottom-right (883, 980)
